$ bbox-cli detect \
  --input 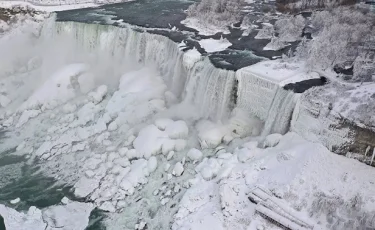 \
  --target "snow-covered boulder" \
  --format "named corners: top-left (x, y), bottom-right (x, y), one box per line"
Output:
top-left (263, 133), bottom-right (283, 148)
top-left (88, 85), bottom-right (108, 104)
top-left (187, 148), bottom-right (203, 161)
top-left (172, 162), bottom-right (184, 177)
top-left (134, 120), bottom-right (189, 158)
top-left (0, 95), bottom-right (11, 107)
